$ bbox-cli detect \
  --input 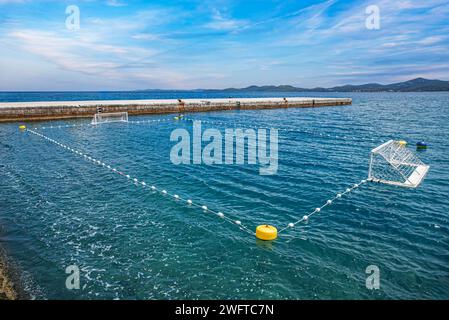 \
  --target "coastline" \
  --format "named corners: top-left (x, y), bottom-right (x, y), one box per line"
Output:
top-left (0, 246), bottom-right (19, 300)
